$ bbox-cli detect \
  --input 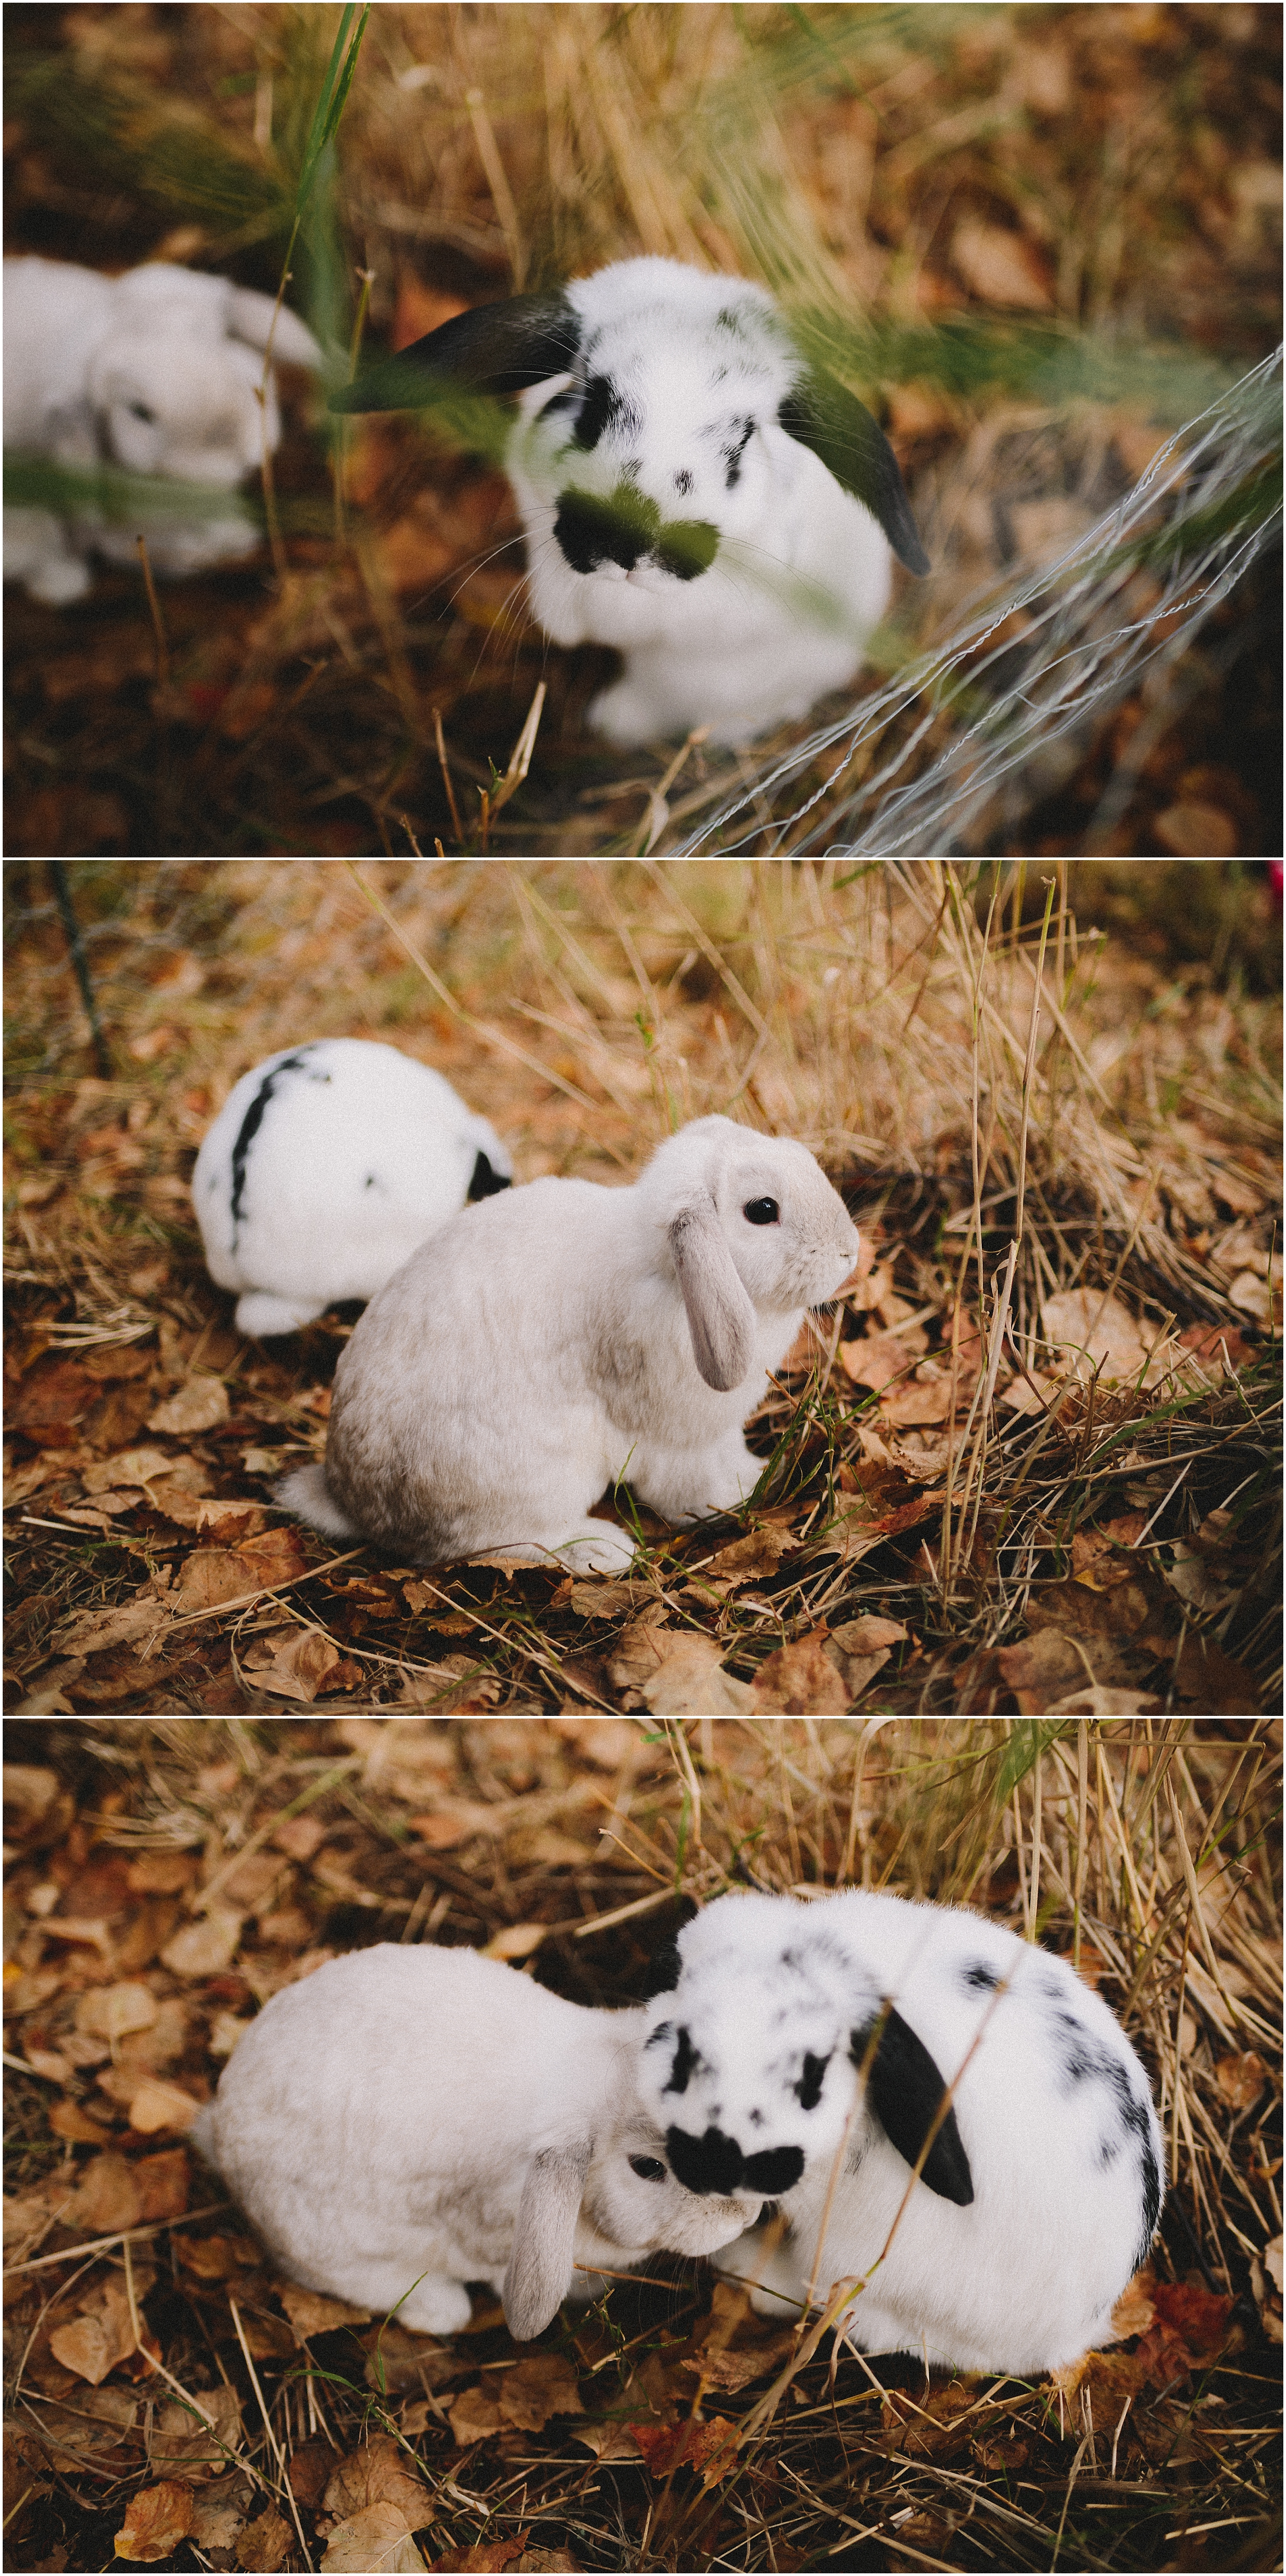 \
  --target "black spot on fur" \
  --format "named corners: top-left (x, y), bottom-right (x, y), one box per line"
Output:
top-left (663, 2026), bottom-right (699, 2095)
top-left (467, 1150), bottom-right (510, 1202)
top-left (851, 2007), bottom-right (974, 2207)
top-left (654, 517), bottom-right (719, 580)
top-left (641, 1938), bottom-right (682, 1998)
top-left (795, 2051), bottom-right (831, 2111)
top-left (962, 1961), bottom-right (1000, 1991)
top-left (229, 1050), bottom-right (319, 1242)
top-left (1048, 2018), bottom-right (1161, 2263)
top-left (722, 417), bottom-right (754, 489)
top-left (554, 482), bottom-right (656, 573)
top-left (667, 2123), bottom-right (744, 2195)
top-left (675, 467), bottom-right (694, 496)
top-left (715, 307), bottom-right (745, 333)
top-left (573, 373), bottom-right (636, 451)
top-left (1137, 2134), bottom-right (1162, 2266)
top-left (744, 2144), bottom-right (805, 2194)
